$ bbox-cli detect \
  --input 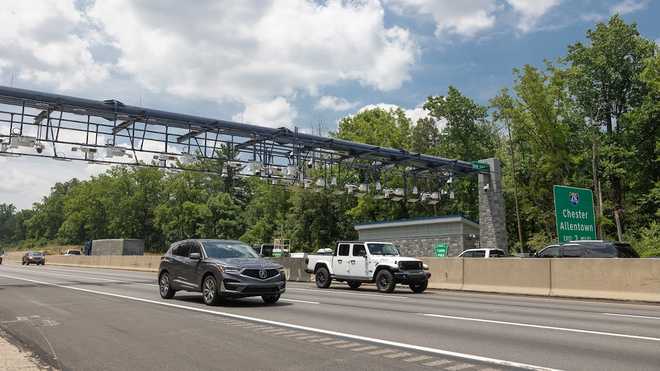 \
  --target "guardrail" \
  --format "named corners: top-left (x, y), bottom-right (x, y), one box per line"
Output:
top-left (3, 253), bottom-right (658, 302)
